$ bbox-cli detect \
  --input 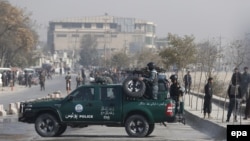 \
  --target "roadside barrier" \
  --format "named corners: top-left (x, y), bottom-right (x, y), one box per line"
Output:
top-left (0, 91), bottom-right (61, 117)
top-left (8, 103), bottom-right (18, 115)
top-left (0, 104), bottom-right (7, 116)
